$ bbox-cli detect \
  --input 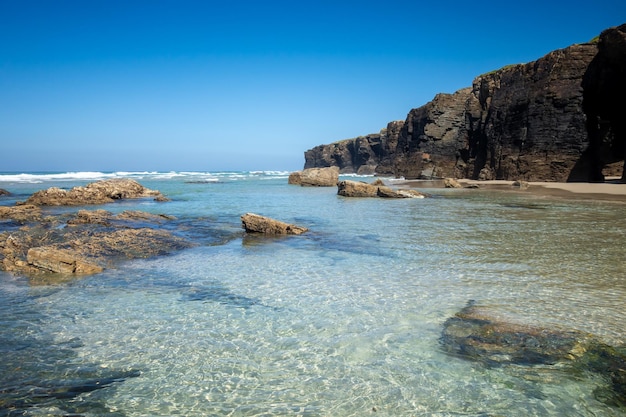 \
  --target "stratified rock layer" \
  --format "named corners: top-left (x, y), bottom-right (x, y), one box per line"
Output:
top-left (304, 24), bottom-right (626, 182)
